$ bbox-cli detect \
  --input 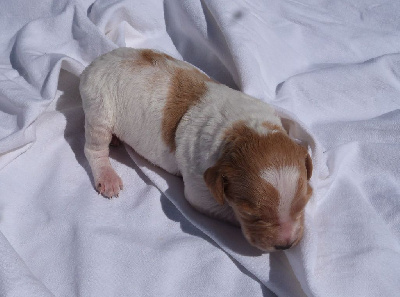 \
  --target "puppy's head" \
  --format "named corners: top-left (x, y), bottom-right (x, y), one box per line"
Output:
top-left (204, 122), bottom-right (313, 252)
